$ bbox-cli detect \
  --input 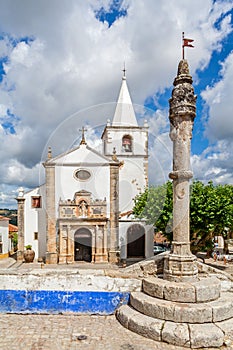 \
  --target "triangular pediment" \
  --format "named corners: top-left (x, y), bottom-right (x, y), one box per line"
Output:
top-left (45, 143), bottom-right (111, 165)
